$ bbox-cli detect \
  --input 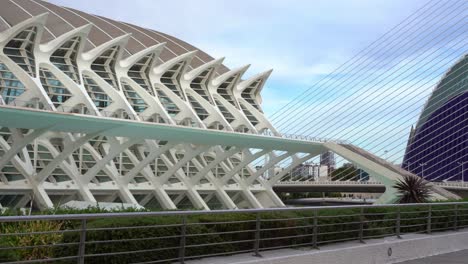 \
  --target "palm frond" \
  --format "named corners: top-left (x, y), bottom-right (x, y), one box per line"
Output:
top-left (393, 175), bottom-right (432, 203)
